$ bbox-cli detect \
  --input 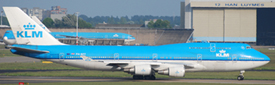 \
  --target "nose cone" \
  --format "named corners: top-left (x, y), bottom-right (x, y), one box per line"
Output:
top-left (250, 49), bottom-right (270, 61)
top-left (261, 53), bottom-right (270, 66)
top-left (254, 50), bottom-right (270, 66)
top-left (259, 52), bottom-right (270, 61)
